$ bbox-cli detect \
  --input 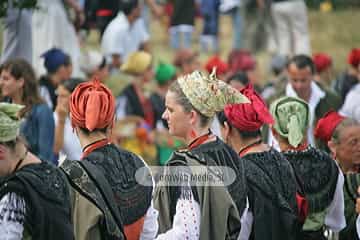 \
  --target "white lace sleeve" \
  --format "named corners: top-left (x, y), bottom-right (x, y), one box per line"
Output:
top-left (0, 193), bottom-right (26, 240)
top-left (238, 198), bottom-right (253, 240)
top-left (140, 201), bottom-right (159, 240)
top-left (156, 186), bottom-right (201, 240)
top-left (324, 170), bottom-right (346, 232)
